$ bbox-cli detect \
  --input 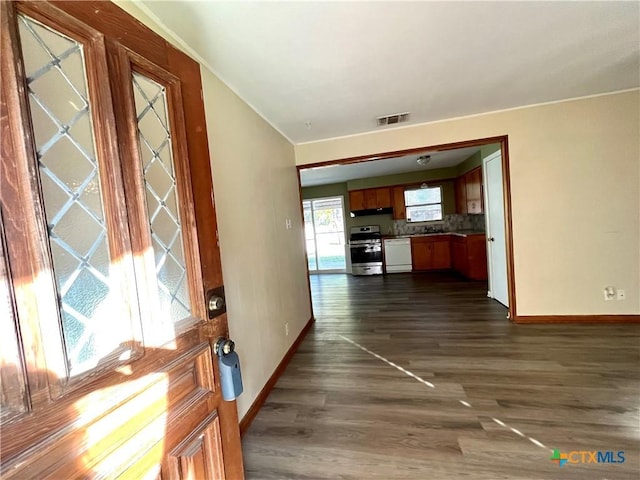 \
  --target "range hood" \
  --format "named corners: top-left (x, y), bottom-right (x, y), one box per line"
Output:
top-left (350, 207), bottom-right (393, 217)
